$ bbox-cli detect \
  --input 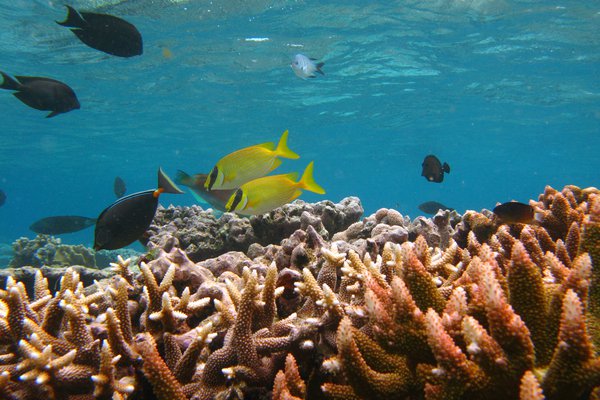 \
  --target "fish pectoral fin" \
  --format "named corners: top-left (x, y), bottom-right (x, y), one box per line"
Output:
top-left (46, 111), bottom-right (61, 118)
